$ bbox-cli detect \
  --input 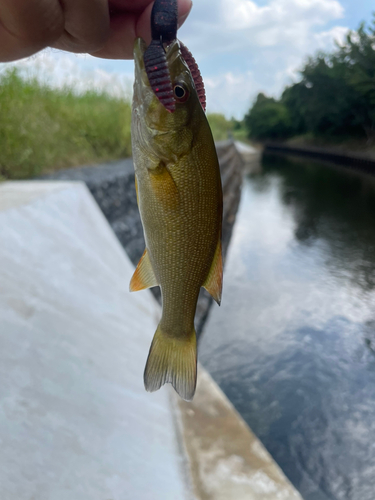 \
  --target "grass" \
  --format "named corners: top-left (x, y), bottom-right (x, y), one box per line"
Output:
top-left (0, 69), bottom-right (247, 180)
top-left (207, 113), bottom-right (235, 141)
top-left (206, 113), bottom-right (252, 144)
top-left (0, 69), bottom-right (132, 180)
